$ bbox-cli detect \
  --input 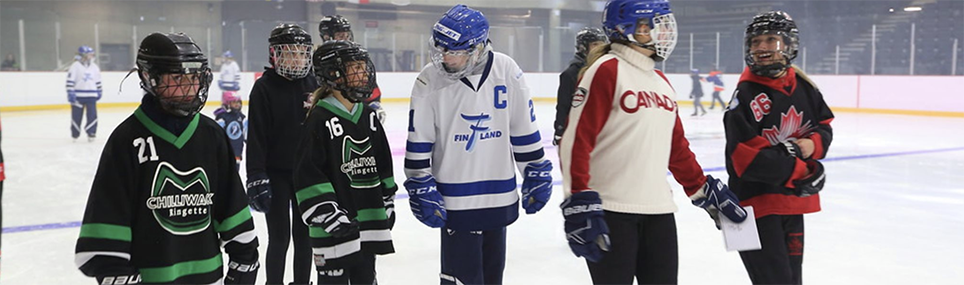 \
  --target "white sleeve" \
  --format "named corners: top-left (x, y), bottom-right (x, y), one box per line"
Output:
top-left (403, 71), bottom-right (437, 180)
top-left (506, 62), bottom-right (546, 173)
top-left (66, 64), bottom-right (77, 92)
top-left (94, 65), bottom-right (103, 91)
